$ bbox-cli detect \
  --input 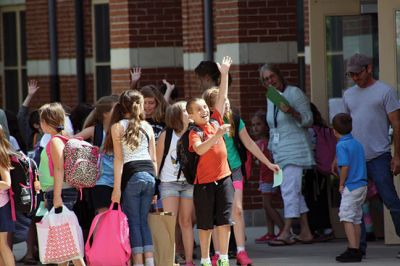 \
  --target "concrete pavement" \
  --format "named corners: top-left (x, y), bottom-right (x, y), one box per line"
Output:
top-left (13, 227), bottom-right (400, 265)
